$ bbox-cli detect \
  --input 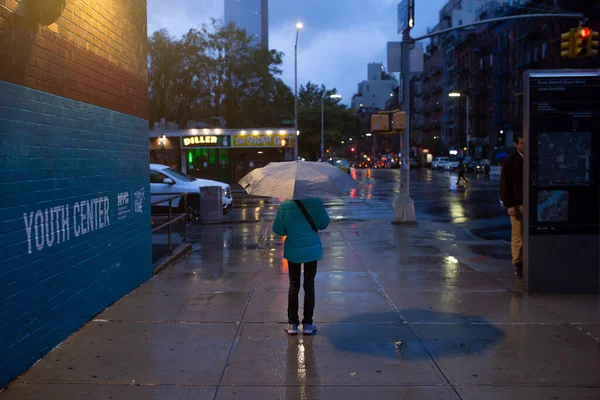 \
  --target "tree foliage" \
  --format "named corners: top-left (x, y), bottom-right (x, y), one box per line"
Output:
top-left (297, 82), bottom-right (362, 159)
top-left (148, 20), bottom-right (293, 128)
top-left (148, 22), bottom-right (361, 159)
